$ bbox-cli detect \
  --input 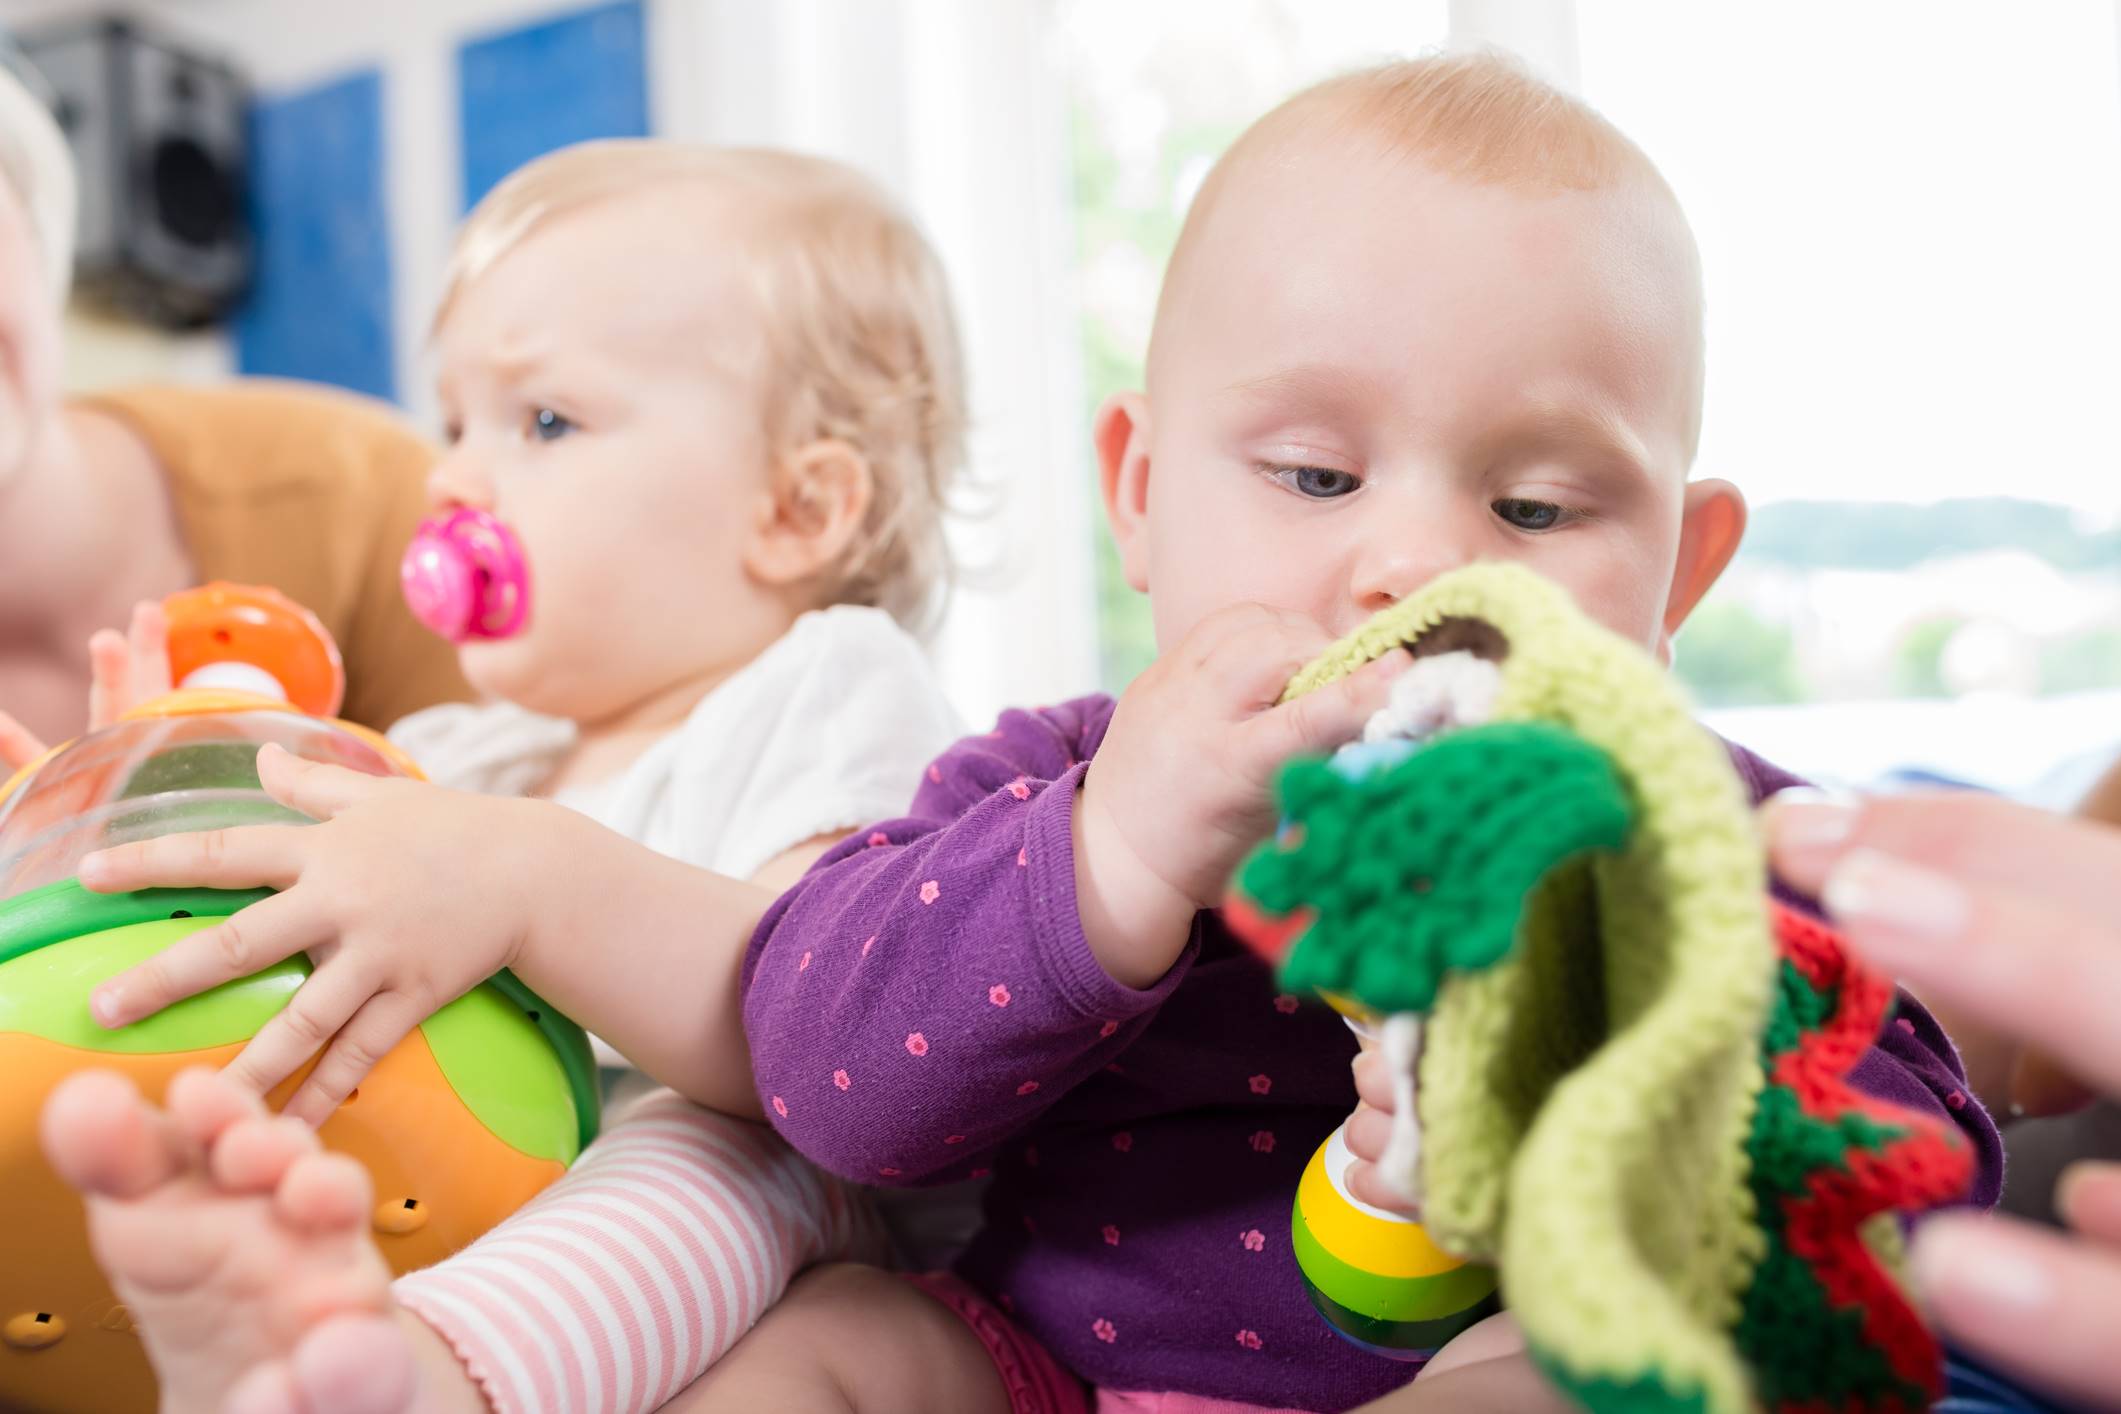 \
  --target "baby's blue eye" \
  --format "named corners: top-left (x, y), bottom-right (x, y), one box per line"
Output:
top-left (530, 408), bottom-right (575, 442)
top-left (1271, 465), bottom-right (1361, 499)
top-left (1493, 497), bottom-right (1564, 531)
